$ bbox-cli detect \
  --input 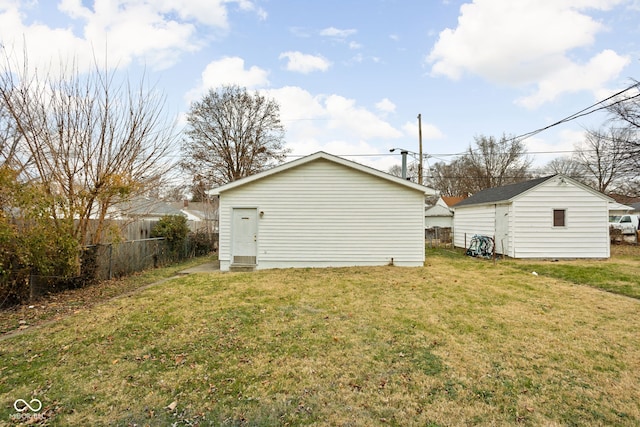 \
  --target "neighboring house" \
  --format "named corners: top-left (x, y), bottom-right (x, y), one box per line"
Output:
top-left (629, 202), bottom-right (640, 214)
top-left (453, 175), bottom-right (613, 259)
top-left (425, 197), bottom-right (454, 228)
top-left (208, 151), bottom-right (436, 271)
top-left (105, 197), bottom-right (186, 240)
top-left (169, 200), bottom-right (219, 233)
top-left (442, 196), bottom-right (465, 208)
top-left (608, 201), bottom-right (633, 219)
top-left (109, 197), bottom-right (185, 221)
